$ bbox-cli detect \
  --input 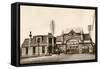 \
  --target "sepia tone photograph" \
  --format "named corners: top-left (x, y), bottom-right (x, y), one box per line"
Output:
top-left (20, 5), bottom-right (96, 64)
